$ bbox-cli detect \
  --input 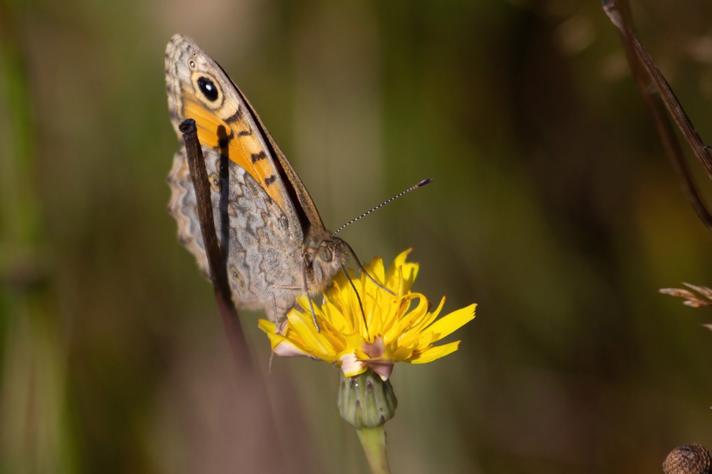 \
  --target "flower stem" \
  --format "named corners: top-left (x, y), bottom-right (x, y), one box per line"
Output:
top-left (357, 426), bottom-right (391, 474)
